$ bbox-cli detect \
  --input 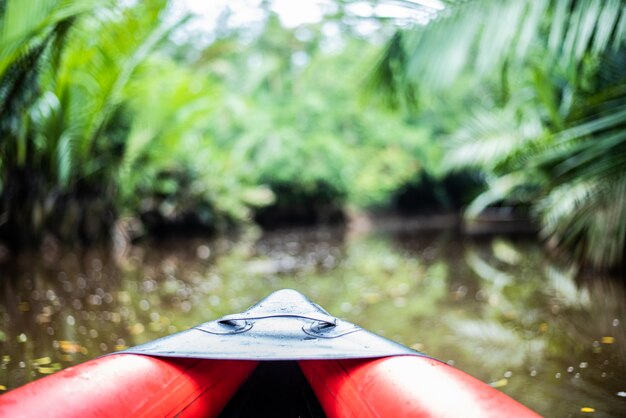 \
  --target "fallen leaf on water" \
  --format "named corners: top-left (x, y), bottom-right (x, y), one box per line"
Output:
top-left (37, 364), bottom-right (61, 374)
top-left (410, 343), bottom-right (424, 351)
top-left (2, 355), bottom-right (10, 363)
top-left (114, 344), bottom-right (129, 351)
top-left (581, 407), bottom-right (595, 413)
top-left (36, 313), bottom-right (51, 324)
top-left (32, 356), bottom-right (51, 366)
top-left (128, 323), bottom-right (145, 335)
top-left (117, 291), bottom-right (131, 303)
top-left (59, 340), bottom-right (82, 354)
top-left (601, 337), bottom-right (615, 344)
top-left (0, 385), bottom-right (6, 391)
top-left (489, 378), bottom-right (508, 388)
